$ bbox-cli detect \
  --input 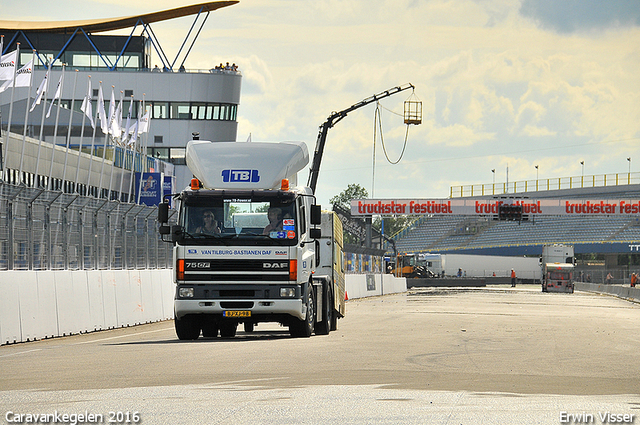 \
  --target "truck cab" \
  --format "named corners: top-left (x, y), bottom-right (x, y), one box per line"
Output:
top-left (543, 263), bottom-right (574, 293)
top-left (158, 139), bottom-right (344, 339)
